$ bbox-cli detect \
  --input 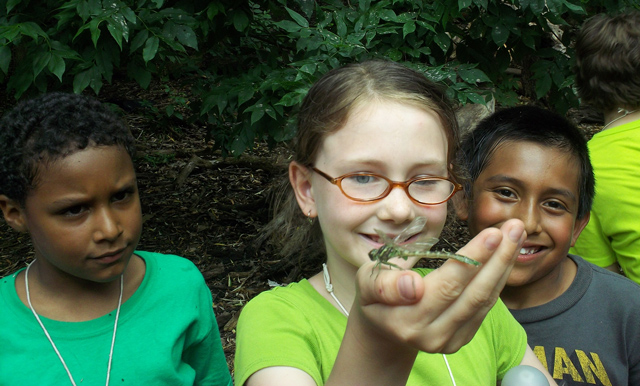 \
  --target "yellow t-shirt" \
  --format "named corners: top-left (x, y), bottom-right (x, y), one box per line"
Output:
top-left (570, 119), bottom-right (640, 284)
